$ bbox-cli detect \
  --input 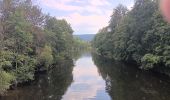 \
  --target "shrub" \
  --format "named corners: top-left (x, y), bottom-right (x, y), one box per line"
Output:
top-left (141, 54), bottom-right (161, 70)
